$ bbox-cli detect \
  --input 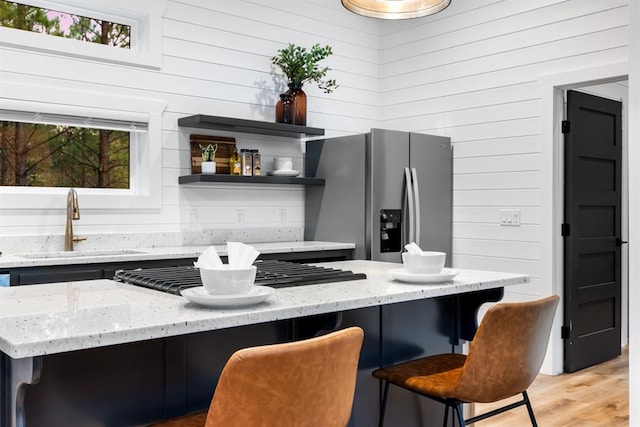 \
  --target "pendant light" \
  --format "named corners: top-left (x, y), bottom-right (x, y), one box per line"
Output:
top-left (341, 0), bottom-right (450, 20)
